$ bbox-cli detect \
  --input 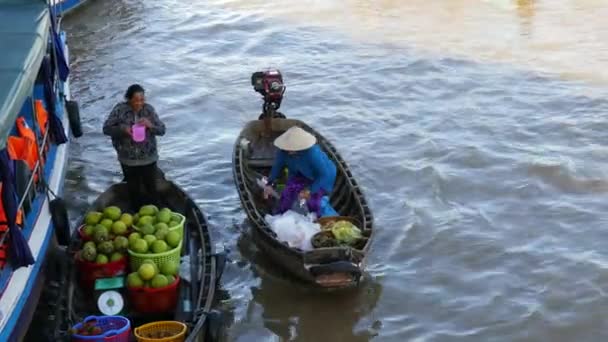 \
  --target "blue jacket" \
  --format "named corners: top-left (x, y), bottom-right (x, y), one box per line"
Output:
top-left (268, 144), bottom-right (337, 194)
